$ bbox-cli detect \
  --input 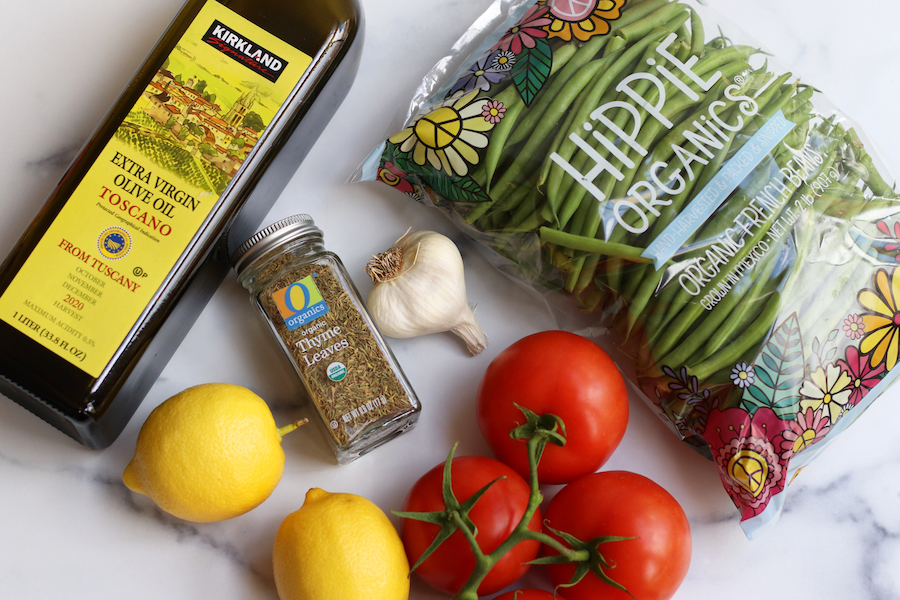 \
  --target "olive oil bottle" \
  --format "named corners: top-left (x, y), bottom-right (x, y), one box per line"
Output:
top-left (0, 0), bottom-right (363, 448)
